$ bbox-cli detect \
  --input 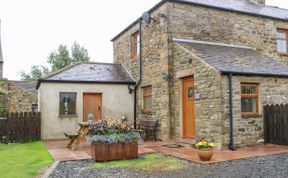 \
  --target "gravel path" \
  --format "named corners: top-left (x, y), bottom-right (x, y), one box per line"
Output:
top-left (49, 153), bottom-right (288, 178)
